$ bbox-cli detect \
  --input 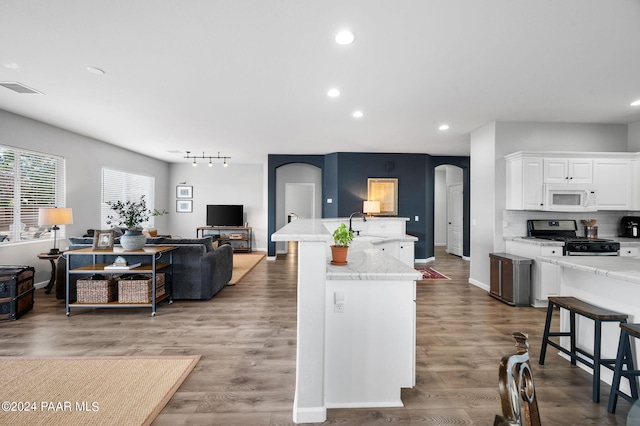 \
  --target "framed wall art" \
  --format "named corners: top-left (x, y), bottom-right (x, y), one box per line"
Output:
top-left (176, 185), bottom-right (193, 199)
top-left (92, 229), bottom-right (115, 250)
top-left (367, 178), bottom-right (398, 216)
top-left (176, 200), bottom-right (193, 213)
